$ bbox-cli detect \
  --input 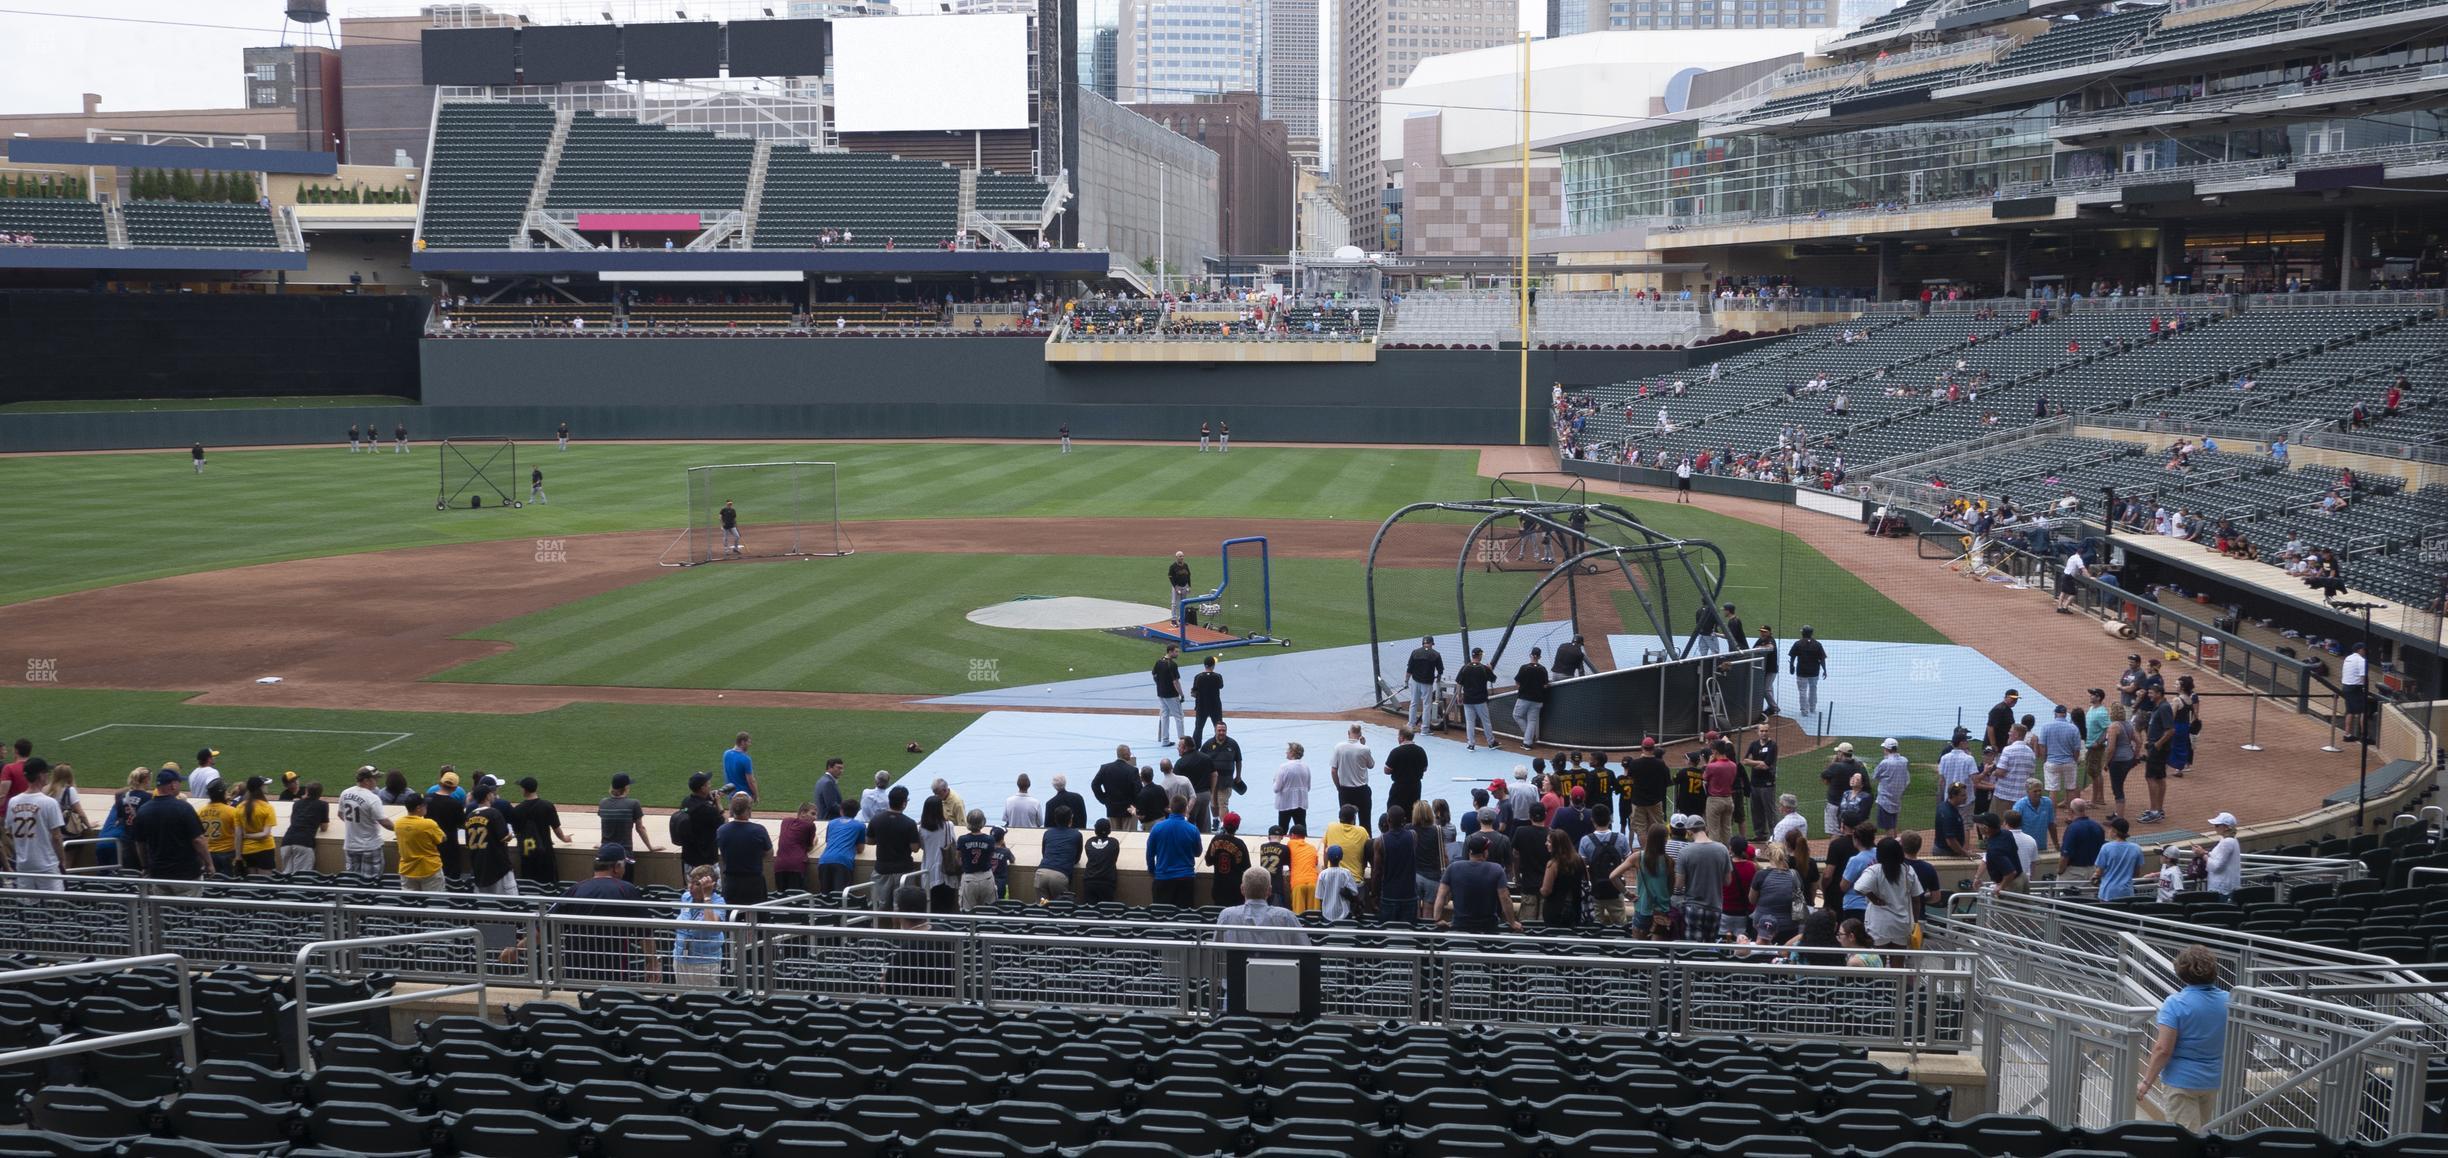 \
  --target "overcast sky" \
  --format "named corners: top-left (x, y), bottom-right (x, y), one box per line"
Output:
top-left (0, 1), bottom-right (378, 115)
